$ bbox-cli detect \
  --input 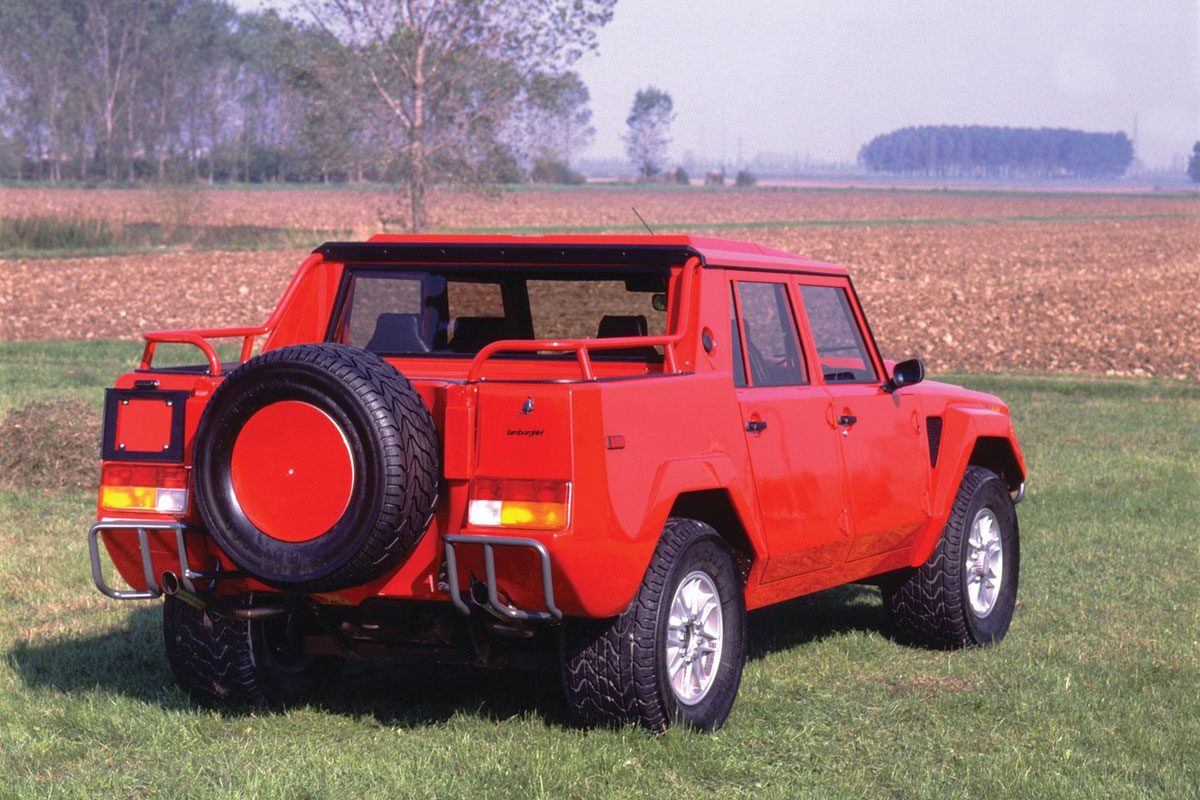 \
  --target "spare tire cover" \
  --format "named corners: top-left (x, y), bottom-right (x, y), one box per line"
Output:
top-left (192, 343), bottom-right (438, 592)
